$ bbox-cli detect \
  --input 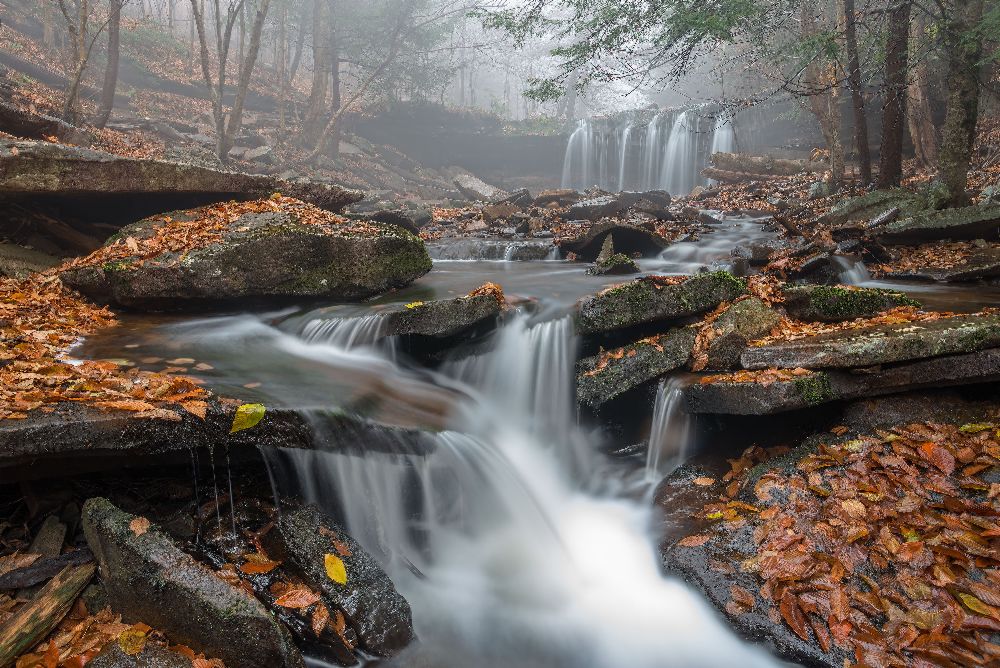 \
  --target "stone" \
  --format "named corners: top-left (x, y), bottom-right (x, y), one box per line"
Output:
top-left (89, 643), bottom-right (194, 668)
top-left (560, 221), bottom-right (670, 261)
top-left (362, 208), bottom-right (433, 235)
top-left (684, 348), bottom-right (1000, 415)
top-left (533, 189), bottom-right (582, 207)
top-left (244, 145), bottom-right (275, 164)
top-left (741, 313), bottom-right (1000, 370)
top-left (565, 193), bottom-right (643, 221)
top-left (277, 505), bottom-right (413, 657)
top-left (731, 240), bottom-right (785, 266)
top-left (807, 181), bottom-right (829, 199)
top-left (0, 140), bottom-right (361, 214)
top-left (780, 285), bottom-right (919, 322)
top-left (490, 187), bottom-right (532, 207)
top-left (60, 199), bottom-right (431, 309)
top-left (0, 243), bottom-right (59, 278)
top-left (453, 174), bottom-right (506, 201)
top-left (587, 235), bottom-right (639, 276)
top-left (82, 498), bottom-right (305, 668)
top-left (889, 246), bottom-right (1000, 282)
top-left (372, 291), bottom-right (504, 339)
top-left (872, 203), bottom-right (1000, 245)
top-left (576, 272), bottom-right (747, 335)
top-left (576, 327), bottom-right (697, 408)
top-left (841, 389), bottom-right (1000, 433)
top-left (481, 202), bottom-right (520, 224)
top-left (0, 100), bottom-right (90, 145)
top-left (704, 298), bottom-right (782, 370)
top-left (820, 189), bottom-right (924, 229)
